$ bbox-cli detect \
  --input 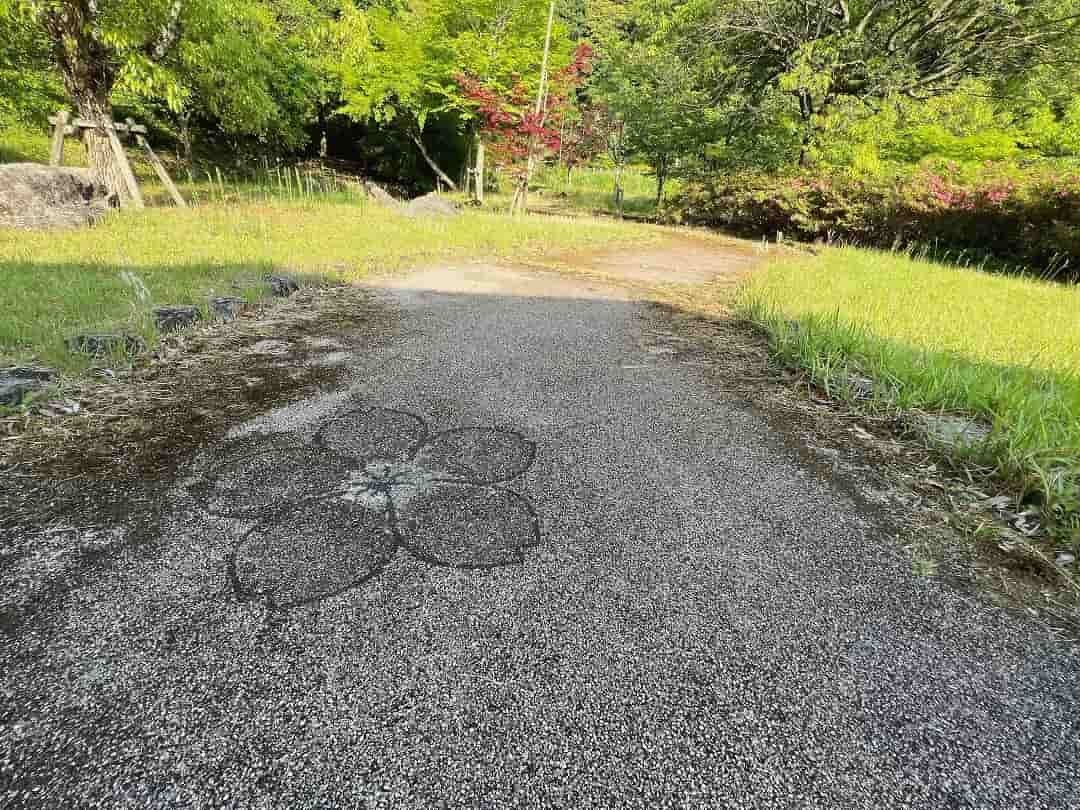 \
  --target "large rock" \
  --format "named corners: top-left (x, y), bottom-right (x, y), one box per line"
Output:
top-left (0, 163), bottom-right (115, 230)
top-left (154, 306), bottom-right (200, 333)
top-left (0, 366), bottom-right (56, 406)
top-left (364, 182), bottom-right (404, 212)
top-left (405, 192), bottom-right (461, 218)
top-left (209, 297), bottom-right (247, 322)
